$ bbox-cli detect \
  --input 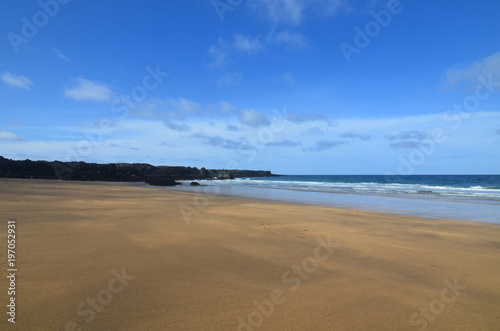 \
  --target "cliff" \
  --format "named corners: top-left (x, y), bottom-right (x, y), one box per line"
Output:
top-left (0, 156), bottom-right (279, 185)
